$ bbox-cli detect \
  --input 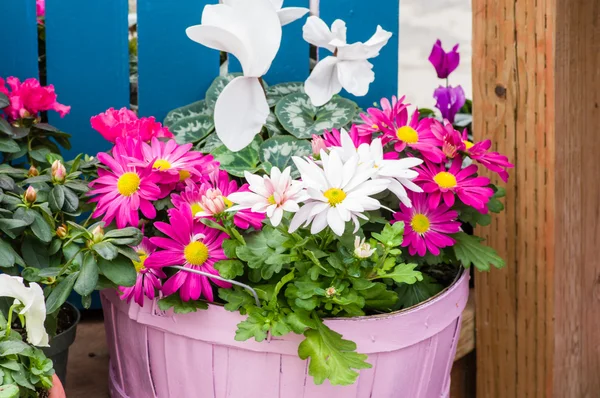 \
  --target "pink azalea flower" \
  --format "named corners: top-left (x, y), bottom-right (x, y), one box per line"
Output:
top-left (430, 119), bottom-right (465, 159)
top-left (460, 130), bottom-right (513, 183)
top-left (0, 77), bottom-right (70, 122)
top-left (321, 126), bottom-right (371, 148)
top-left (145, 204), bottom-right (230, 302)
top-left (119, 238), bottom-right (167, 307)
top-left (88, 138), bottom-right (162, 228)
top-left (36, 0), bottom-right (45, 19)
top-left (171, 170), bottom-right (264, 230)
top-left (90, 107), bottom-right (173, 143)
top-left (393, 192), bottom-right (461, 256)
top-left (416, 157), bottom-right (494, 212)
top-left (356, 95), bottom-right (409, 137)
